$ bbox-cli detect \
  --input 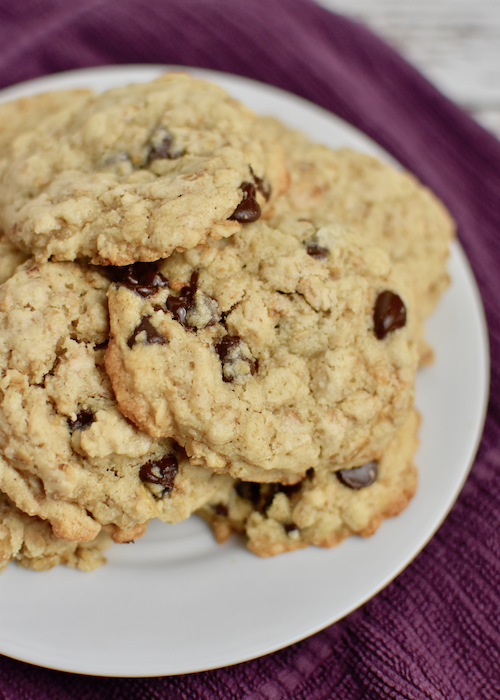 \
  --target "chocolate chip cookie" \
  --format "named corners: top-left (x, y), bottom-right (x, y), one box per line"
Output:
top-left (0, 74), bottom-right (287, 265)
top-left (0, 491), bottom-right (112, 572)
top-left (0, 260), bottom-right (232, 543)
top-left (198, 408), bottom-right (419, 556)
top-left (105, 219), bottom-right (419, 481)
top-left (0, 88), bottom-right (94, 177)
top-left (262, 117), bottom-right (453, 326)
